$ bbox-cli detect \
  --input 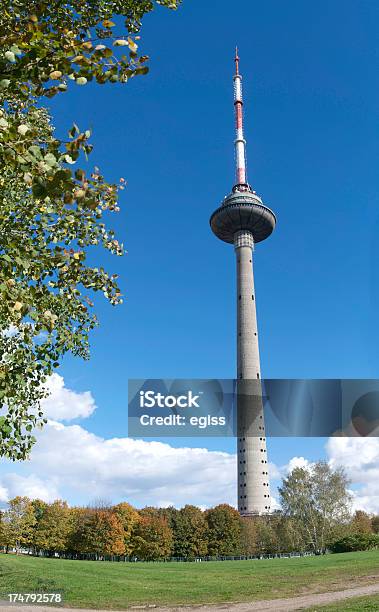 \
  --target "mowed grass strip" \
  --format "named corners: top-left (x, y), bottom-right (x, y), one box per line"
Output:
top-left (0, 551), bottom-right (379, 609)
top-left (314, 594), bottom-right (379, 611)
